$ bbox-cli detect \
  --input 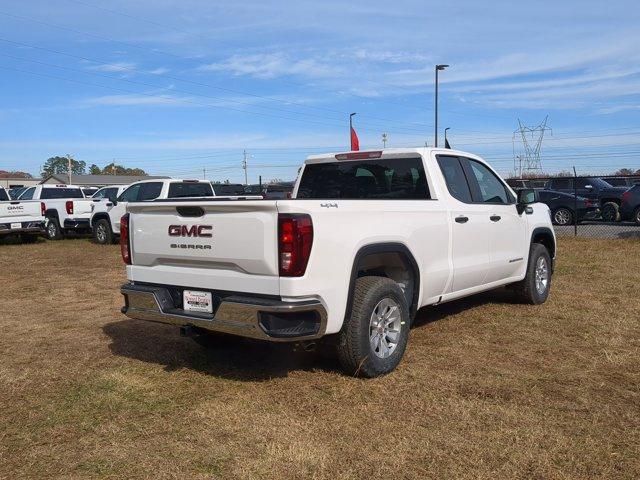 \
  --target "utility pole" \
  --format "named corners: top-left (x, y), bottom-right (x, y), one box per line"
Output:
top-left (242, 150), bottom-right (248, 185)
top-left (382, 133), bottom-right (388, 148)
top-left (434, 64), bottom-right (449, 148)
top-left (66, 154), bottom-right (72, 184)
top-left (203, 166), bottom-right (206, 180)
